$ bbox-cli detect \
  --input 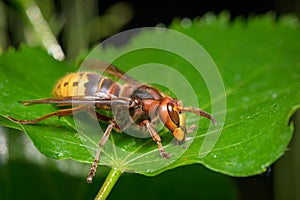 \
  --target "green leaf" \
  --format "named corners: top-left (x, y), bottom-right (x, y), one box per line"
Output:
top-left (0, 47), bottom-right (90, 162)
top-left (170, 13), bottom-right (300, 176)
top-left (1, 13), bottom-right (300, 178)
